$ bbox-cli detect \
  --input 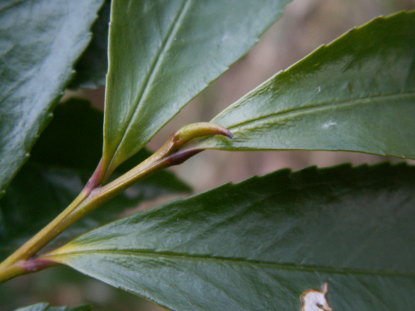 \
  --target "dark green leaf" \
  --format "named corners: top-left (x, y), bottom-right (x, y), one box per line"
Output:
top-left (102, 0), bottom-right (291, 176)
top-left (0, 0), bottom-right (104, 198)
top-left (69, 0), bottom-right (111, 89)
top-left (0, 100), bottom-right (190, 260)
top-left (31, 99), bottom-right (104, 171)
top-left (16, 302), bottom-right (90, 311)
top-left (195, 11), bottom-right (415, 159)
top-left (47, 163), bottom-right (415, 310)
